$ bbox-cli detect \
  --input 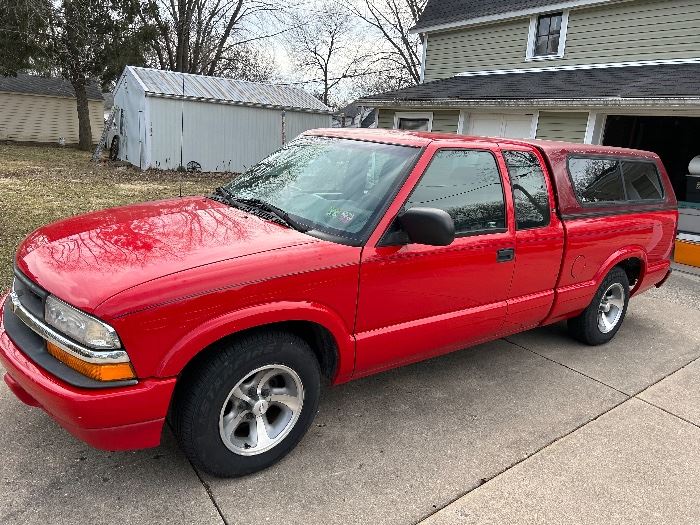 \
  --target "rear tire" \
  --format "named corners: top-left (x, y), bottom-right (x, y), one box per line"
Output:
top-left (109, 136), bottom-right (120, 160)
top-left (567, 267), bottom-right (630, 346)
top-left (172, 330), bottom-right (321, 478)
